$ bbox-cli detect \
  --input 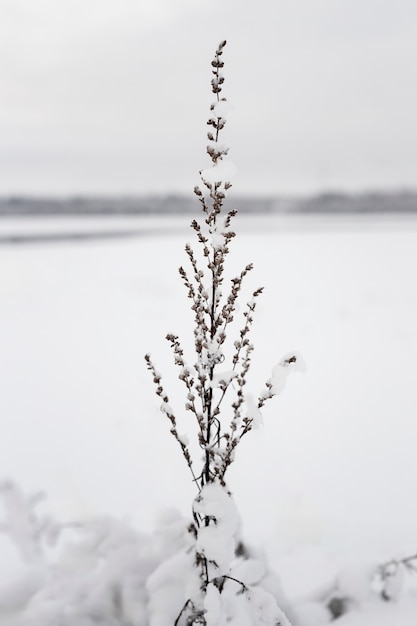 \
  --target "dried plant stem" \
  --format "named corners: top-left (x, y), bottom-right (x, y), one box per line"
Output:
top-left (144, 41), bottom-right (294, 626)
